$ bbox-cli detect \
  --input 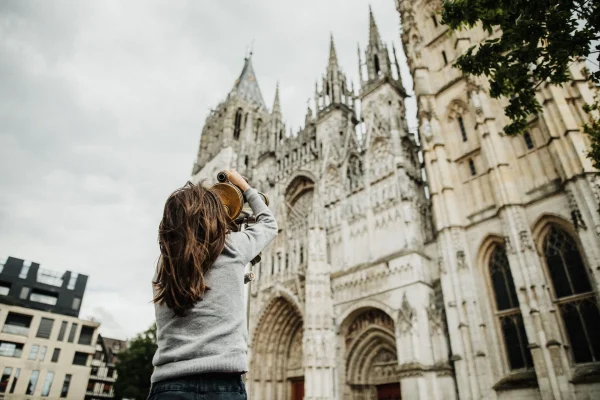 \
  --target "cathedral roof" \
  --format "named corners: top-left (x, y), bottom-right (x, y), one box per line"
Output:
top-left (232, 54), bottom-right (266, 109)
